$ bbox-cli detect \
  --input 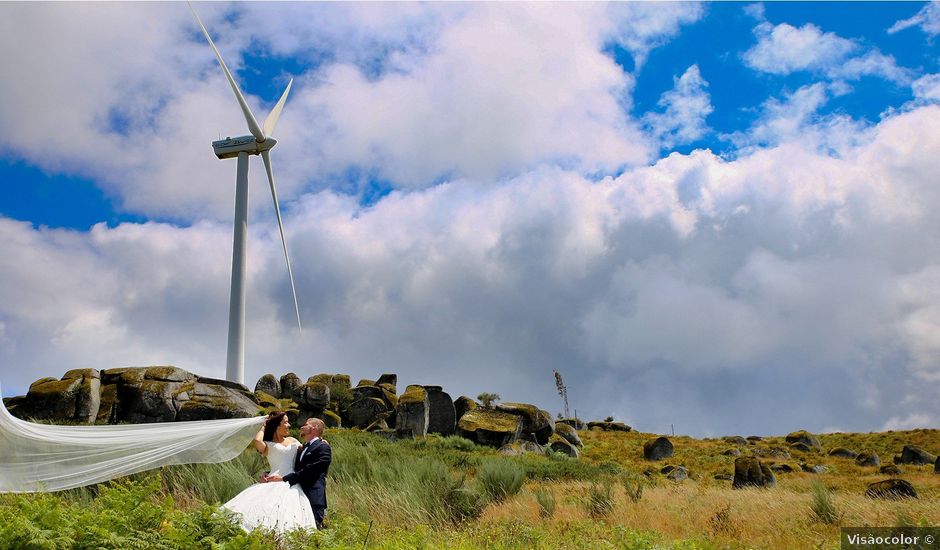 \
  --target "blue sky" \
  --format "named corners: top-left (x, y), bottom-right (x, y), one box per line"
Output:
top-left (2, 2), bottom-right (940, 436)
